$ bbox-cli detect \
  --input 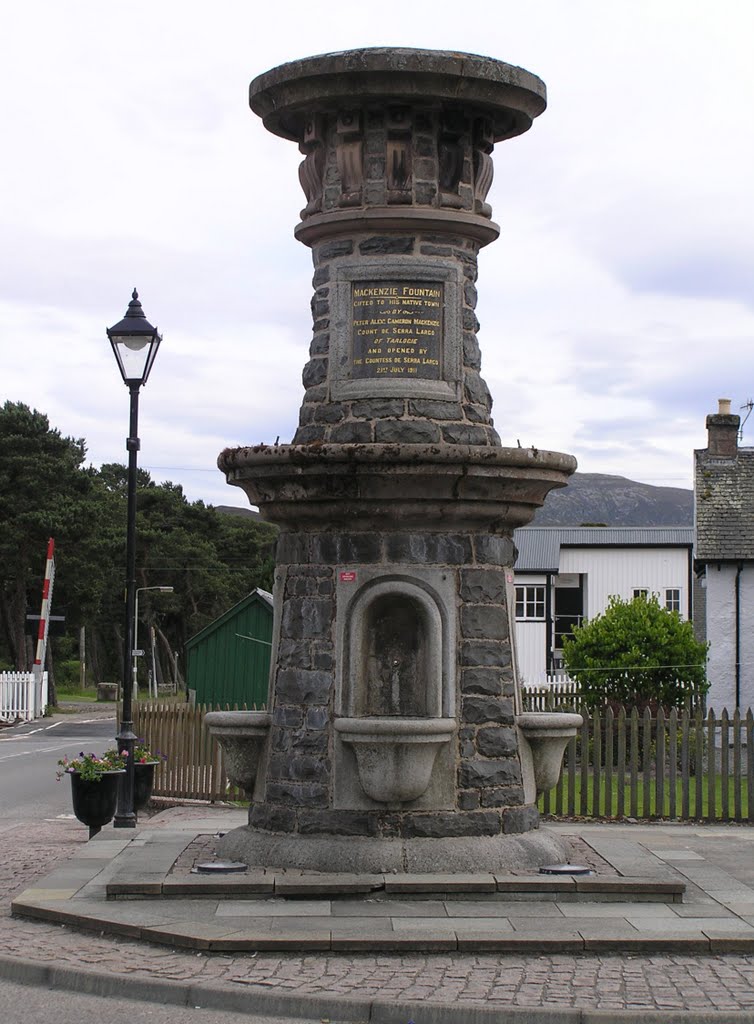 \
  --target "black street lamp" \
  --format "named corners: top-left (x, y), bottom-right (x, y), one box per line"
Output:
top-left (107, 289), bottom-right (162, 828)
